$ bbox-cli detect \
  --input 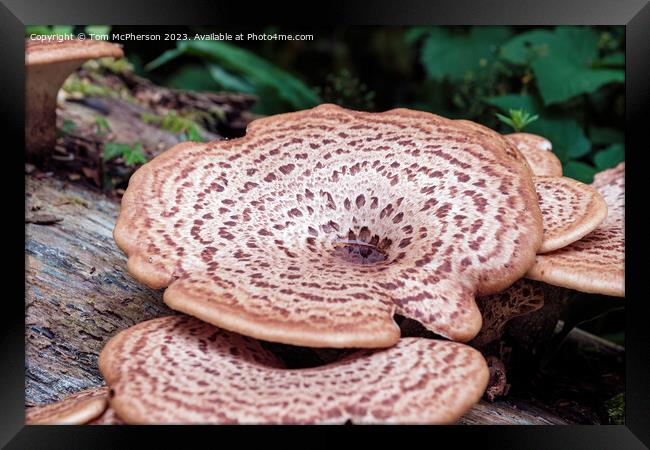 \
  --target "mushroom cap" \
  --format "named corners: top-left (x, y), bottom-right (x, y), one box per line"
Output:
top-left (470, 279), bottom-right (545, 347)
top-left (26, 387), bottom-right (109, 425)
top-left (99, 315), bottom-right (489, 424)
top-left (535, 176), bottom-right (608, 253)
top-left (89, 405), bottom-right (125, 425)
top-left (115, 104), bottom-right (543, 346)
top-left (26, 39), bottom-right (124, 66)
top-left (527, 163), bottom-right (624, 296)
top-left (505, 133), bottom-right (563, 177)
